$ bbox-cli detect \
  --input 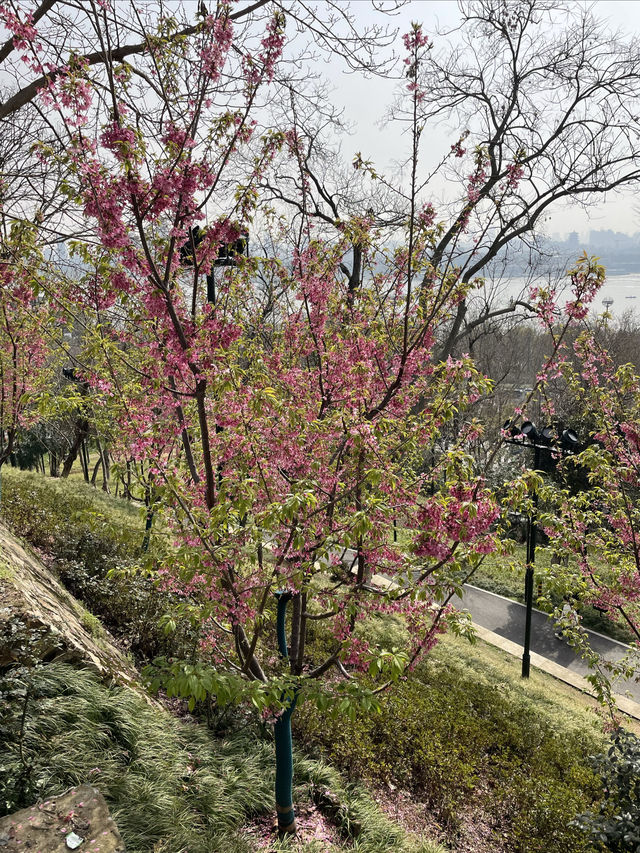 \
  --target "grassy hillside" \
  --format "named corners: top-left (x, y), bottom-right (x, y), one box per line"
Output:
top-left (0, 469), bottom-right (614, 851)
top-left (0, 663), bottom-right (444, 853)
top-left (298, 617), bottom-right (606, 852)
